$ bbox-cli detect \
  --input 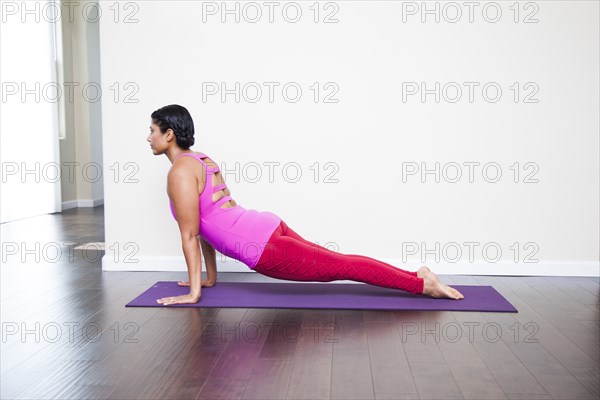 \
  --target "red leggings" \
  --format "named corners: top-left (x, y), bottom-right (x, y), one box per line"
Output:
top-left (254, 220), bottom-right (424, 295)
